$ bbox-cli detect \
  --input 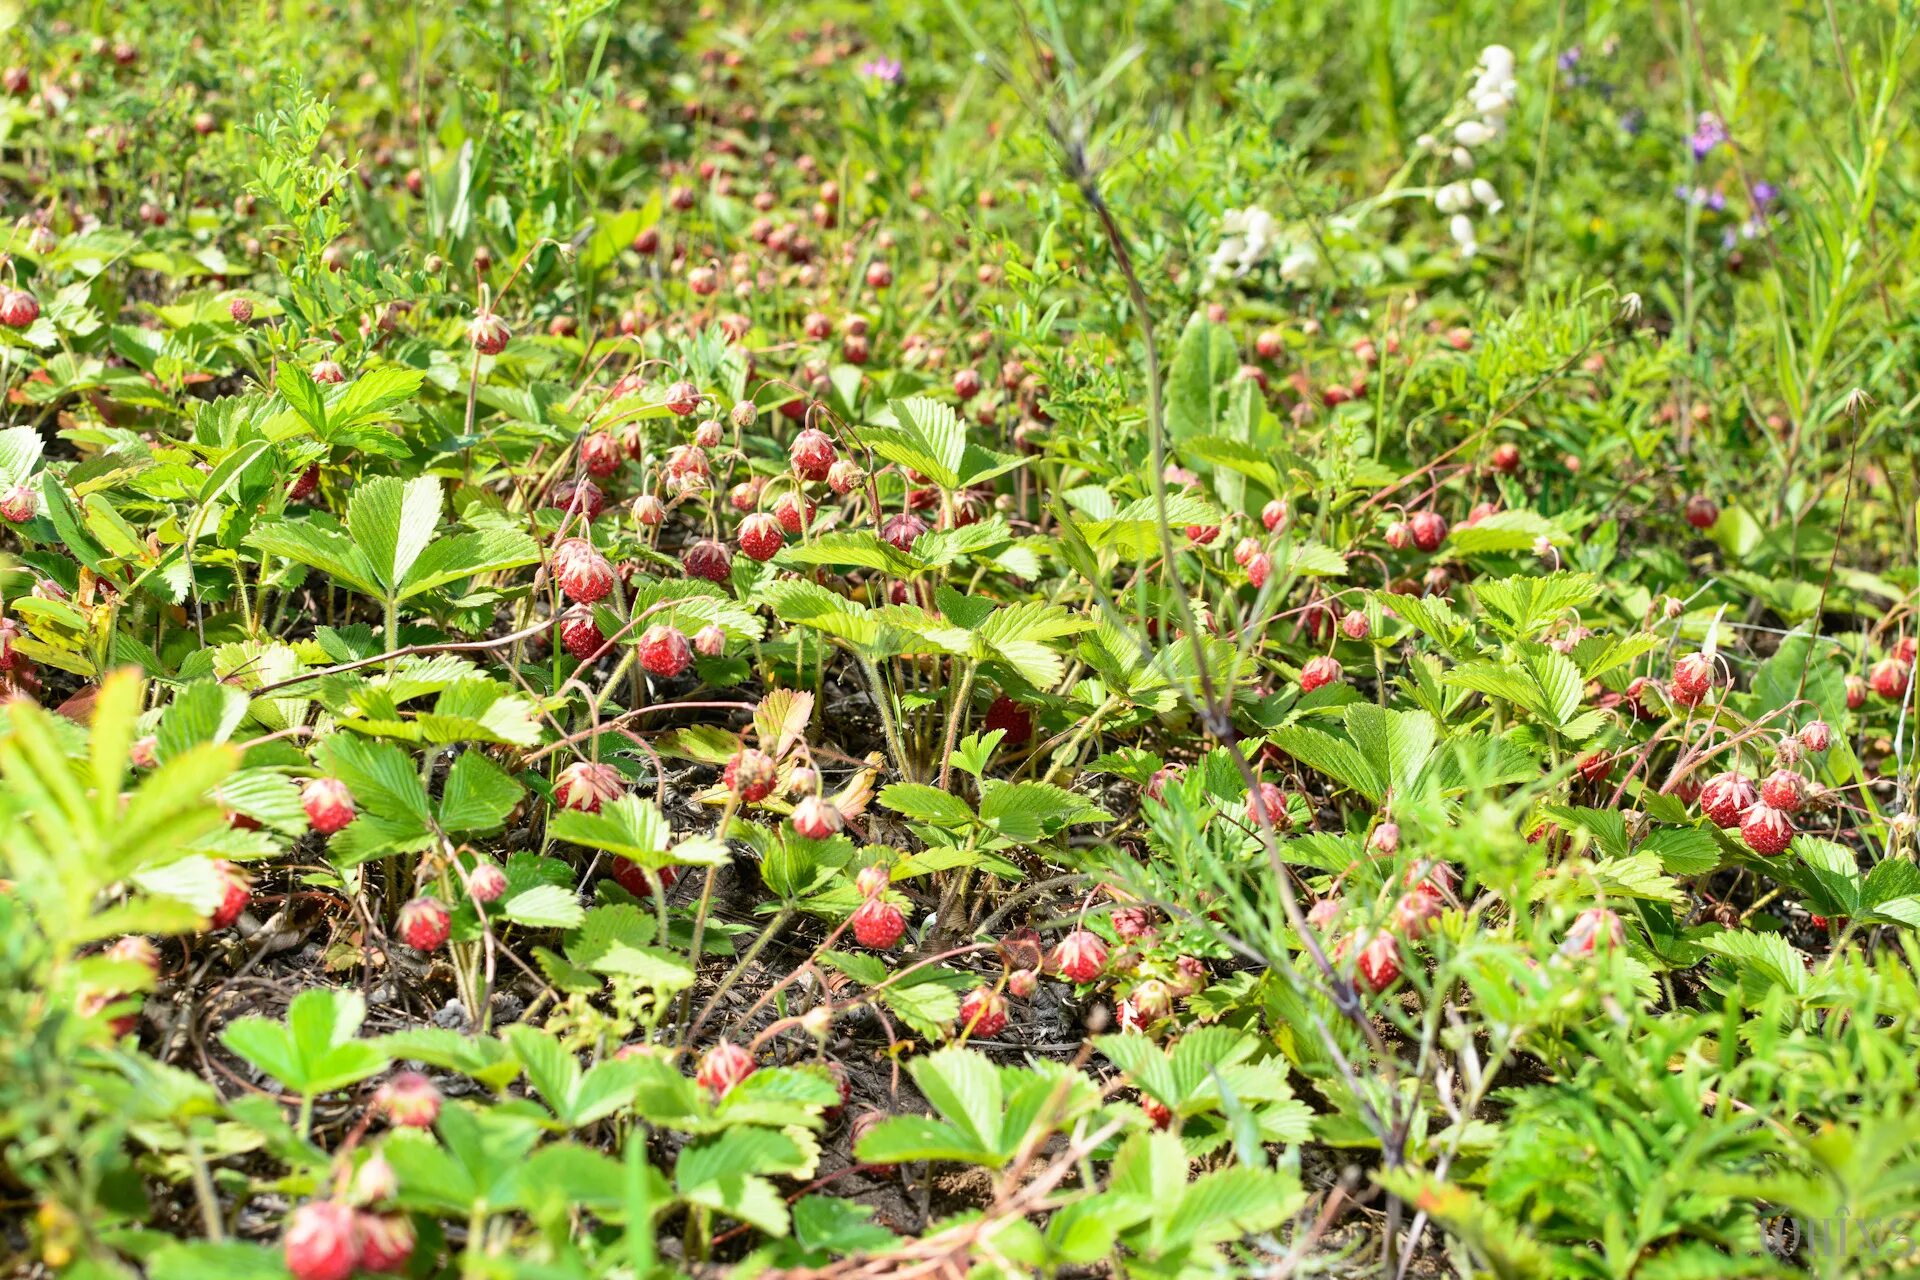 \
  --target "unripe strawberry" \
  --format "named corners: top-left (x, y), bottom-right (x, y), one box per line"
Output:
top-left (983, 694), bottom-right (1032, 745)
top-left (1300, 655), bottom-right (1343, 693)
top-left (376, 1071), bottom-right (441, 1127)
top-left (865, 261), bottom-right (893, 289)
top-left (1368, 821), bottom-right (1400, 854)
top-left (467, 862), bottom-right (508, 903)
top-left (804, 311), bottom-right (832, 340)
top-left (1306, 897), bottom-right (1342, 931)
top-left (0, 483), bottom-right (34, 523)
top-left (682, 538), bottom-right (733, 582)
top-left (553, 538), bottom-right (614, 604)
top-left (1254, 328), bottom-right (1283, 360)
top-left (1247, 782), bottom-right (1291, 830)
top-left (1352, 930), bottom-right (1402, 992)
top-left (826, 458), bottom-right (864, 494)
top-left (1562, 906), bottom-right (1624, 955)
top-left (792, 795), bottom-right (844, 840)
top-left (1799, 721), bottom-right (1832, 753)
top-left (467, 312), bottom-right (510, 354)
top-left (1048, 929), bottom-right (1107, 982)
top-left (1393, 890), bottom-right (1443, 937)
top-left (881, 511), bottom-right (928, 551)
top-left (350, 1151), bottom-right (397, 1204)
top-left (663, 445), bottom-right (709, 487)
top-left (1261, 497), bottom-right (1289, 532)
top-left (693, 418), bottom-right (724, 449)
top-left (1740, 802), bottom-right (1795, 855)
top-left (952, 367), bottom-right (981, 400)
top-left (1384, 520), bottom-right (1412, 550)
top-left (302, 777), bottom-right (356, 835)
top-left (559, 606), bottom-right (607, 660)
top-left (1489, 442), bottom-right (1520, 474)
top-left (355, 1213), bottom-right (415, 1274)
top-left (1668, 653), bottom-right (1715, 707)
top-left (773, 492), bottom-right (815, 534)
top-left (1, 66), bottom-right (25, 96)
top-left (1409, 511), bottom-right (1448, 551)
top-left (630, 494), bottom-right (665, 527)
top-left (549, 477), bottom-right (604, 520)
top-left (682, 625), bottom-right (721, 661)
top-left (664, 380), bottom-right (700, 416)
top-left (106, 934), bottom-right (161, 976)
top-left (957, 986), bottom-right (1007, 1037)
top-left (397, 897), bottom-right (450, 951)
top-left (738, 511), bottom-right (784, 561)
top-left (0, 288), bottom-right (39, 328)
top-left (696, 1041), bottom-right (756, 1097)
top-left (632, 225), bottom-right (659, 254)
top-left (284, 1201), bottom-right (358, 1280)
top-left (1846, 674), bottom-right (1868, 709)
top-left (638, 624), bottom-right (692, 678)
top-left (1230, 536), bottom-right (1260, 568)
top-left (580, 433), bottom-right (623, 478)
top-left (1900, 637), bottom-right (1918, 665)
top-left (724, 748), bottom-right (777, 802)
top-left (554, 760), bottom-right (625, 813)
top-left (1699, 771), bottom-right (1756, 828)
top-left (1759, 769), bottom-right (1805, 814)
top-left (850, 896), bottom-right (906, 949)
top-left (209, 860), bottom-right (251, 929)
top-left (1684, 494), bottom-right (1719, 529)
top-left (1007, 968), bottom-right (1038, 998)
top-left (1870, 658), bottom-right (1911, 701)
top-left (228, 297), bottom-right (254, 324)
top-left (312, 359), bottom-right (347, 385)
top-left (1247, 551), bottom-right (1272, 587)
top-left (790, 427), bottom-right (837, 480)
top-left (855, 864), bottom-right (890, 898)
